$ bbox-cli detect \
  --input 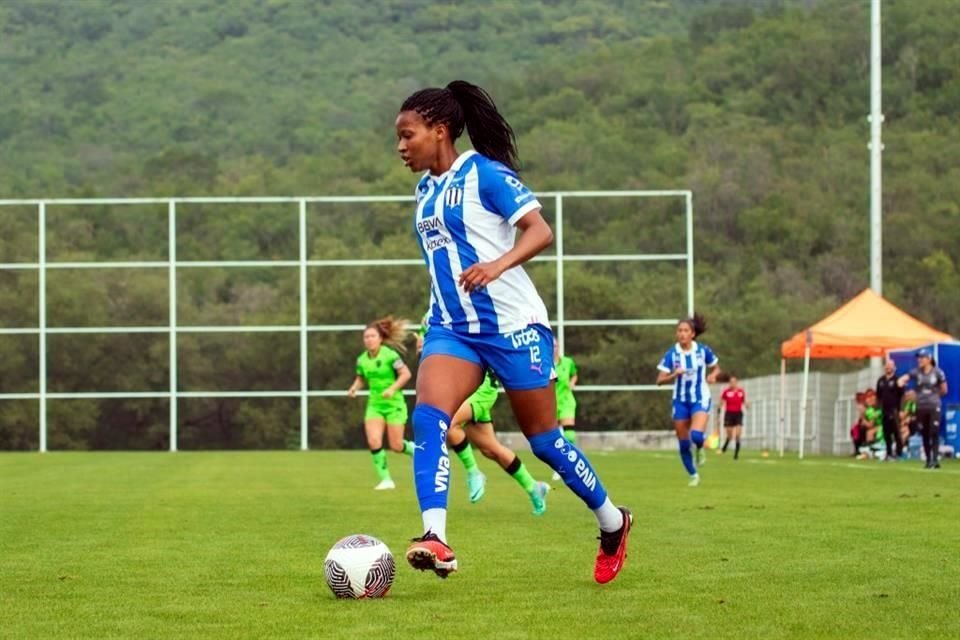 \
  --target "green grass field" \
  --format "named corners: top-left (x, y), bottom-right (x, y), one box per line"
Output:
top-left (2, 450), bottom-right (958, 639)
